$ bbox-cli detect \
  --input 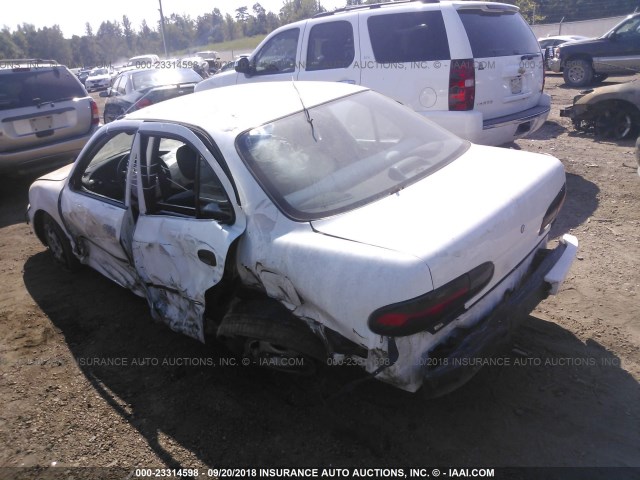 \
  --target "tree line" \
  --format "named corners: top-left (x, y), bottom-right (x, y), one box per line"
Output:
top-left (1, 0), bottom-right (638, 68)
